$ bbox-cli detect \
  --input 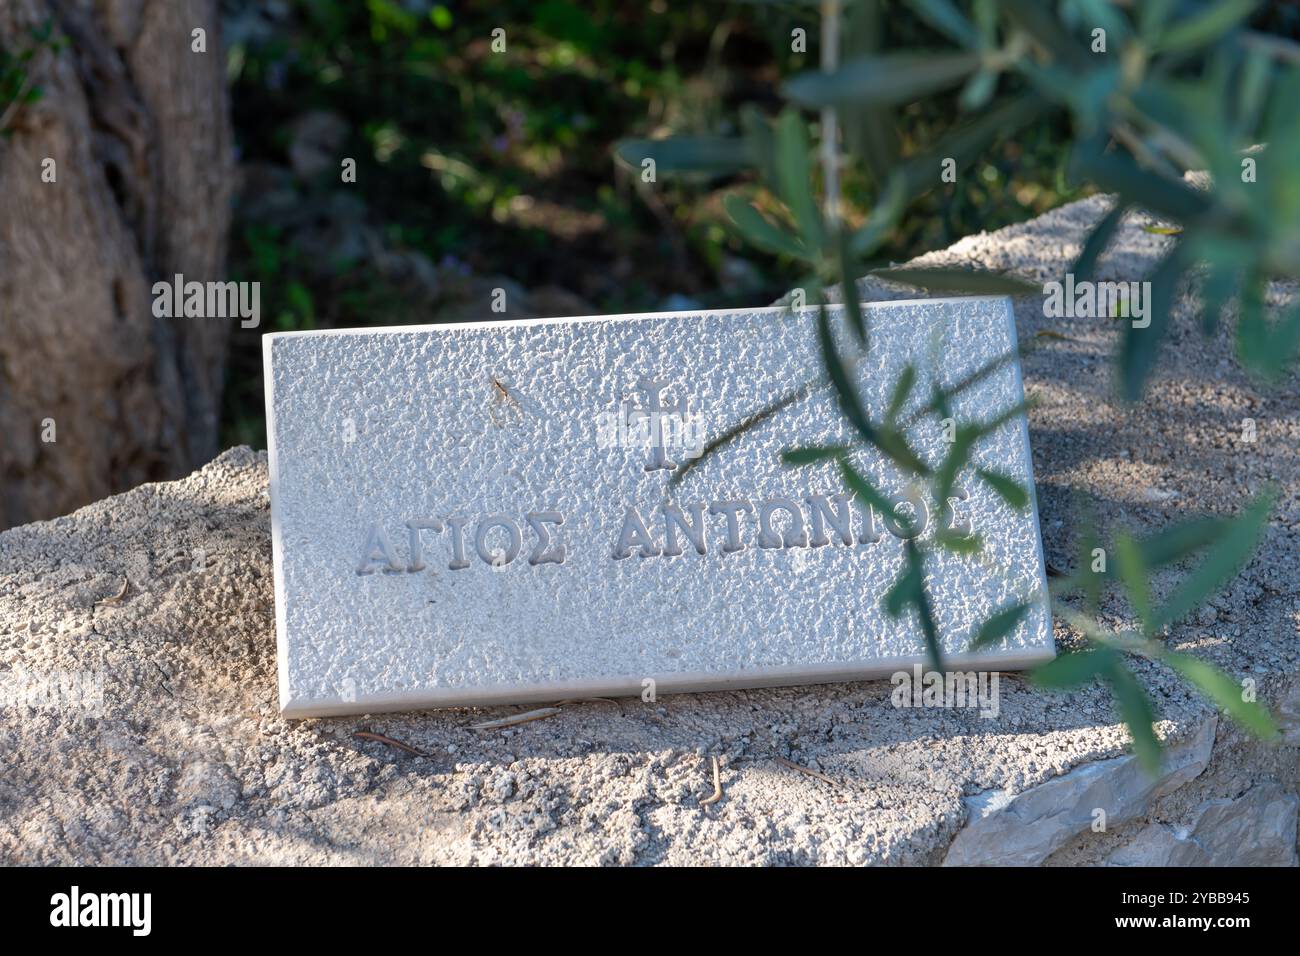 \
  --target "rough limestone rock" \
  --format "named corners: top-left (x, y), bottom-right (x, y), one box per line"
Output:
top-left (1106, 785), bottom-right (1298, 867)
top-left (1, 194), bottom-right (1297, 865)
top-left (943, 717), bottom-right (1216, 866)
